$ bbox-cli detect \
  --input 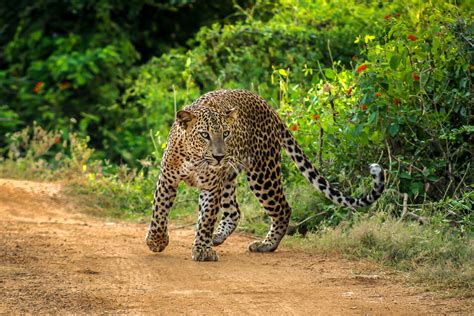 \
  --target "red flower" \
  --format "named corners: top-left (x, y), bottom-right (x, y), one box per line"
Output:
top-left (395, 13), bottom-right (401, 17)
top-left (384, 14), bottom-right (391, 19)
top-left (412, 72), bottom-right (420, 81)
top-left (393, 98), bottom-right (401, 105)
top-left (407, 34), bottom-right (417, 41)
top-left (291, 123), bottom-right (298, 131)
top-left (356, 64), bottom-right (367, 73)
top-left (360, 104), bottom-right (367, 110)
top-left (33, 82), bottom-right (44, 93)
top-left (376, 91), bottom-right (381, 97)
top-left (347, 87), bottom-right (353, 96)
top-left (312, 114), bottom-right (319, 120)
